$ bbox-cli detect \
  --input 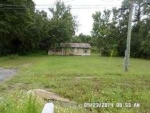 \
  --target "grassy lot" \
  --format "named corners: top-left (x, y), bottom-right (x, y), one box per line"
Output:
top-left (0, 54), bottom-right (150, 113)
